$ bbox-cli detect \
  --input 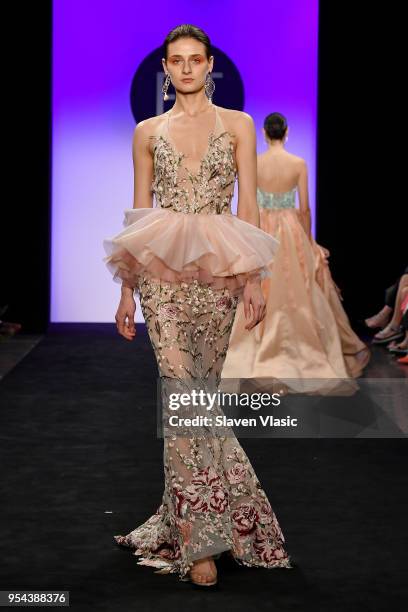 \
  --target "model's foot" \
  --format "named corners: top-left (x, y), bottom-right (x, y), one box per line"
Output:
top-left (365, 306), bottom-right (392, 329)
top-left (189, 556), bottom-right (217, 586)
